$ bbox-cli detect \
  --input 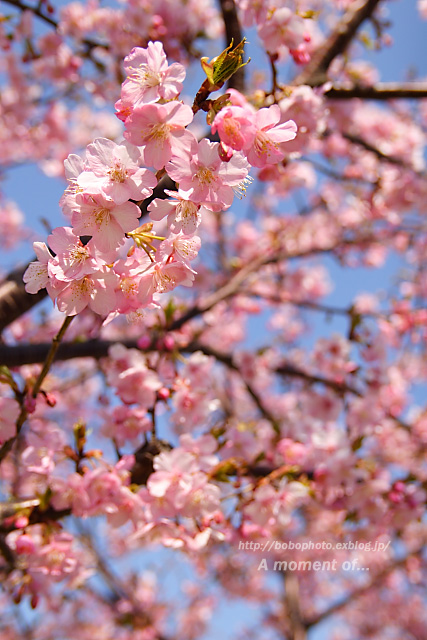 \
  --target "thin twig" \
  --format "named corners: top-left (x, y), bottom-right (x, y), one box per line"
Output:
top-left (31, 315), bottom-right (74, 398)
top-left (2, 0), bottom-right (108, 53)
top-left (0, 315), bottom-right (74, 463)
top-left (293, 0), bottom-right (383, 87)
top-left (341, 131), bottom-right (426, 176)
